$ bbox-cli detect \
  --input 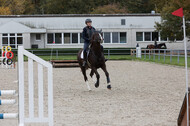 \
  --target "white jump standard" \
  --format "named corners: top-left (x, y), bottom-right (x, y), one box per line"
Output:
top-left (0, 46), bottom-right (54, 126)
